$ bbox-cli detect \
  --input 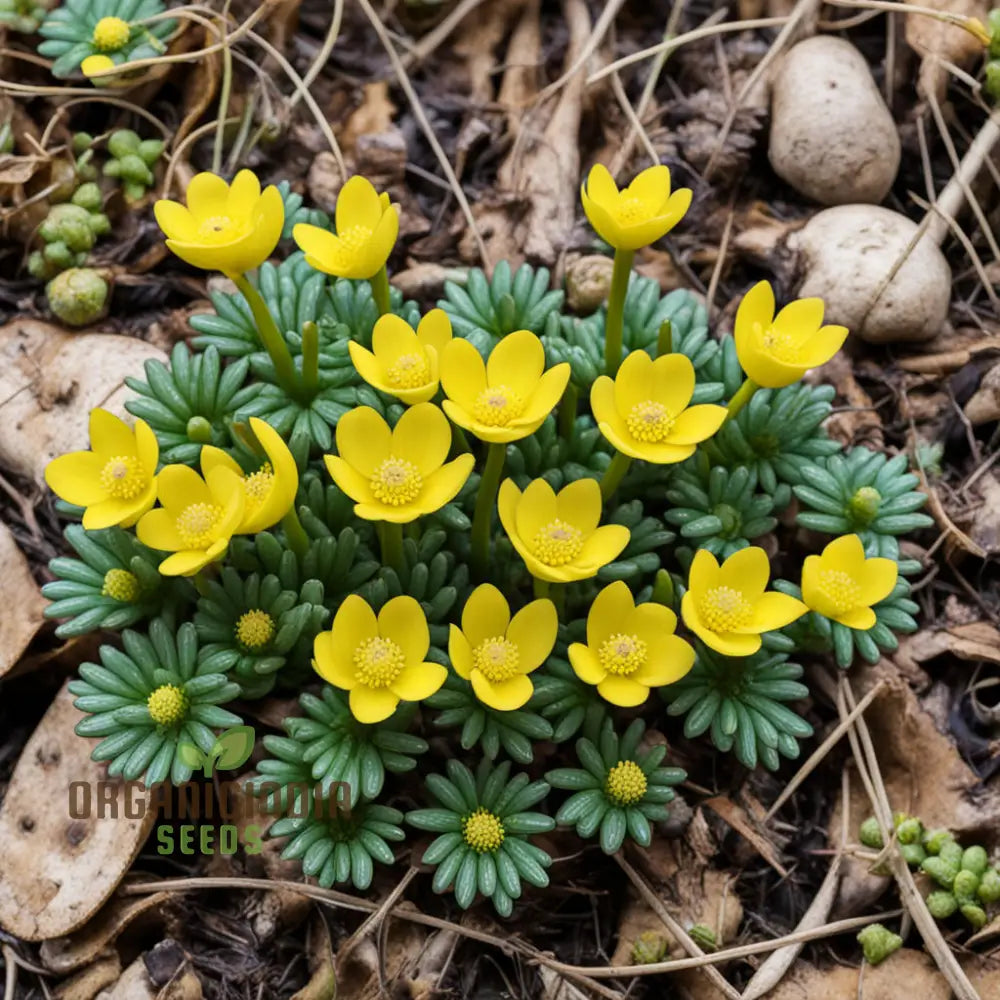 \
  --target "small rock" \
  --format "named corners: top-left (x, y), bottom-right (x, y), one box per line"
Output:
top-left (565, 254), bottom-right (613, 313)
top-left (769, 37), bottom-right (900, 205)
top-left (790, 204), bottom-right (951, 343)
top-left (964, 362), bottom-right (1000, 425)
